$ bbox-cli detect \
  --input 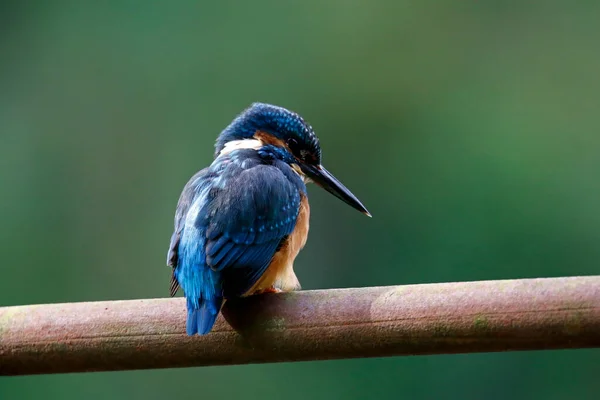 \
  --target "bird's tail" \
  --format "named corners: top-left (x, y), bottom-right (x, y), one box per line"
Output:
top-left (186, 296), bottom-right (223, 335)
